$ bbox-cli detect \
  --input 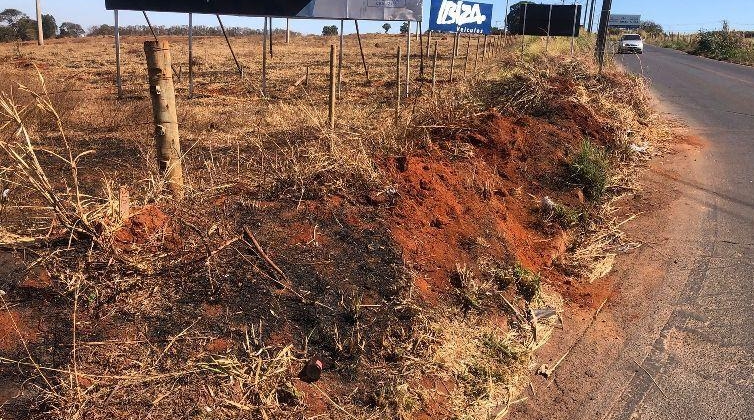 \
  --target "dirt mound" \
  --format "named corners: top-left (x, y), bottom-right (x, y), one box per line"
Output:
top-left (113, 205), bottom-right (180, 249)
top-left (387, 107), bottom-right (609, 301)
